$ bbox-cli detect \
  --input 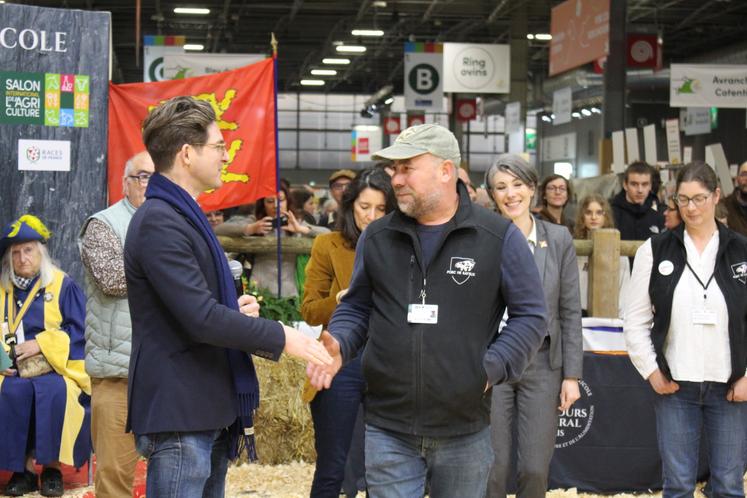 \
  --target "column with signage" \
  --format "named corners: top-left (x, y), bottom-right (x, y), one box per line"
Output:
top-left (0, 3), bottom-right (110, 283)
